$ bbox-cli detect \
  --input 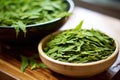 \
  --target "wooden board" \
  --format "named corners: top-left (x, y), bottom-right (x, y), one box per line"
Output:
top-left (0, 44), bottom-right (59, 80)
top-left (0, 42), bottom-right (120, 80)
